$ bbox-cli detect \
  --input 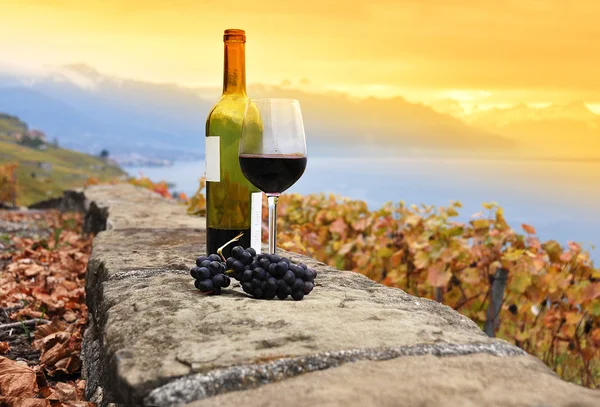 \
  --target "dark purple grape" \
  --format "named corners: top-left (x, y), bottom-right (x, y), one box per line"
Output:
top-left (276, 289), bottom-right (288, 300)
top-left (200, 259), bottom-right (212, 268)
top-left (197, 267), bottom-right (210, 281)
top-left (226, 257), bottom-right (235, 269)
top-left (208, 254), bottom-right (222, 262)
top-left (249, 260), bottom-right (260, 270)
top-left (276, 261), bottom-right (289, 275)
top-left (292, 265), bottom-right (304, 279)
top-left (212, 274), bottom-right (225, 287)
top-left (257, 253), bottom-right (268, 260)
top-left (282, 257), bottom-right (291, 265)
top-left (298, 262), bottom-right (307, 270)
top-left (242, 269), bottom-right (253, 282)
top-left (251, 278), bottom-right (262, 289)
top-left (268, 263), bottom-right (278, 277)
top-left (246, 247), bottom-right (257, 257)
top-left (199, 279), bottom-right (213, 292)
top-left (303, 281), bottom-right (314, 294)
top-left (291, 290), bottom-right (304, 301)
top-left (232, 260), bottom-right (245, 274)
top-left (268, 254), bottom-right (282, 264)
top-left (264, 289), bottom-right (277, 299)
top-left (240, 250), bottom-right (253, 265)
top-left (190, 267), bottom-right (201, 279)
top-left (231, 246), bottom-right (244, 259)
top-left (266, 277), bottom-right (278, 291)
top-left (222, 275), bottom-right (231, 288)
top-left (292, 278), bottom-right (305, 292)
top-left (253, 288), bottom-right (264, 299)
top-left (208, 261), bottom-right (223, 276)
top-left (195, 256), bottom-right (208, 267)
top-left (242, 282), bottom-right (253, 293)
top-left (259, 258), bottom-right (271, 270)
top-left (194, 279), bottom-right (202, 289)
top-left (283, 270), bottom-right (295, 284)
top-left (253, 267), bottom-right (266, 280)
top-left (303, 269), bottom-right (315, 281)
